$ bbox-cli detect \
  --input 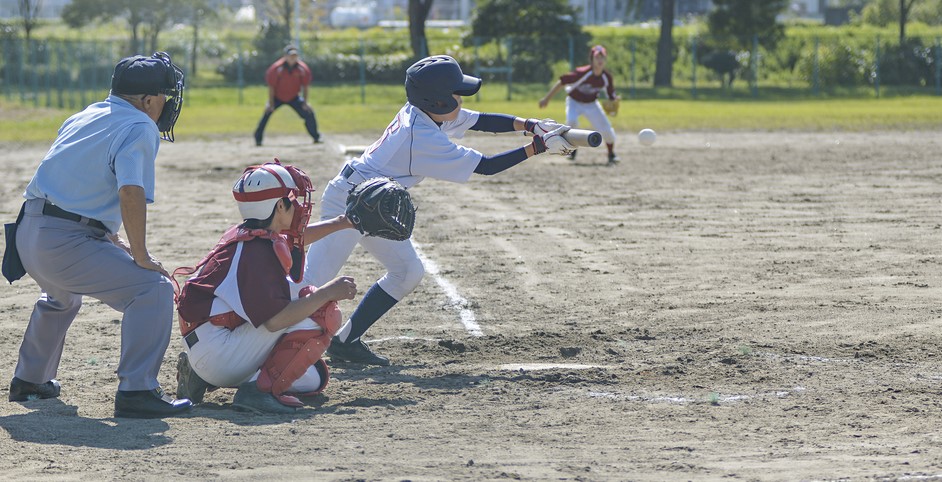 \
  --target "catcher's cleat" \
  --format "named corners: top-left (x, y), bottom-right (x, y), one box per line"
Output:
top-left (232, 382), bottom-right (296, 414)
top-left (567, 150), bottom-right (577, 161)
top-left (176, 351), bottom-right (211, 404)
top-left (327, 337), bottom-right (390, 366)
top-left (114, 387), bottom-right (193, 419)
top-left (9, 377), bottom-right (61, 402)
